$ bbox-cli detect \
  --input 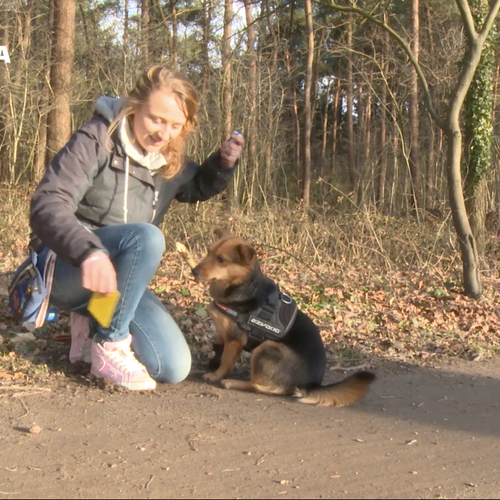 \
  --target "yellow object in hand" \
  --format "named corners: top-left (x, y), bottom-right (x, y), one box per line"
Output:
top-left (87, 290), bottom-right (121, 328)
top-left (176, 241), bottom-right (197, 269)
